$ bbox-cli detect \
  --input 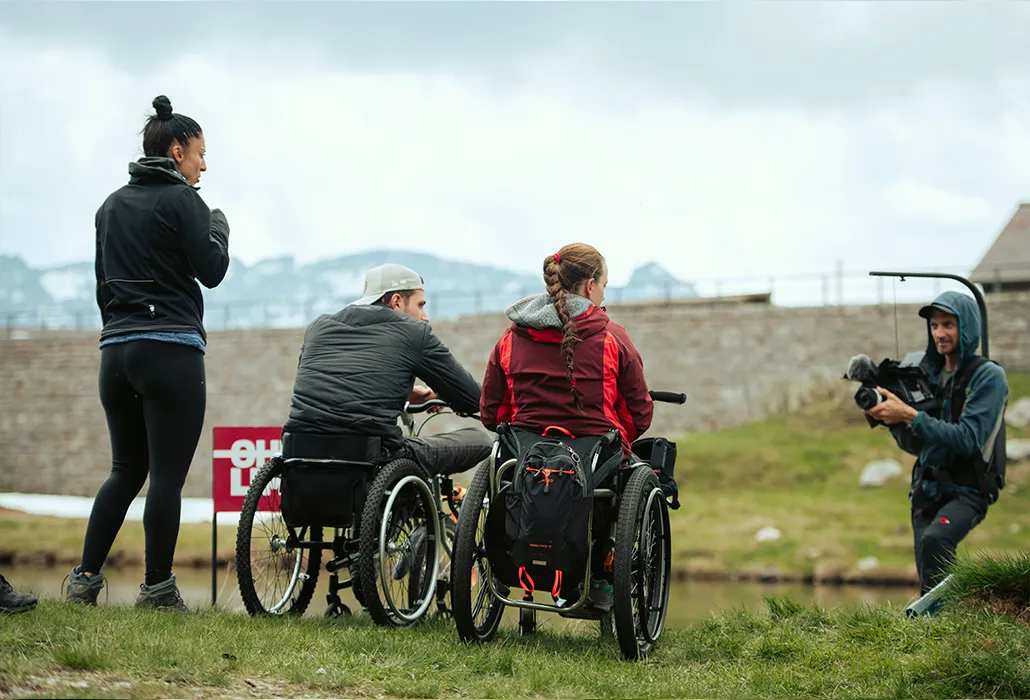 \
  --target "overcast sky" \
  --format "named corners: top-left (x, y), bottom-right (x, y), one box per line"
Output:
top-left (2, 1), bottom-right (1029, 287)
